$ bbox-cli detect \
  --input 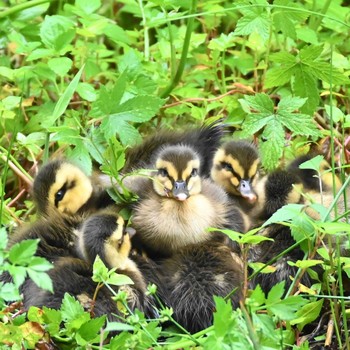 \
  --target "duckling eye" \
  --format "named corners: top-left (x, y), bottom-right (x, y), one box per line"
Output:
top-left (55, 188), bottom-right (66, 203)
top-left (158, 168), bottom-right (169, 177)
top-left (222, 162), bottom-right (233, 172)
top-left (191, 168), bottom-right (198, 177)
